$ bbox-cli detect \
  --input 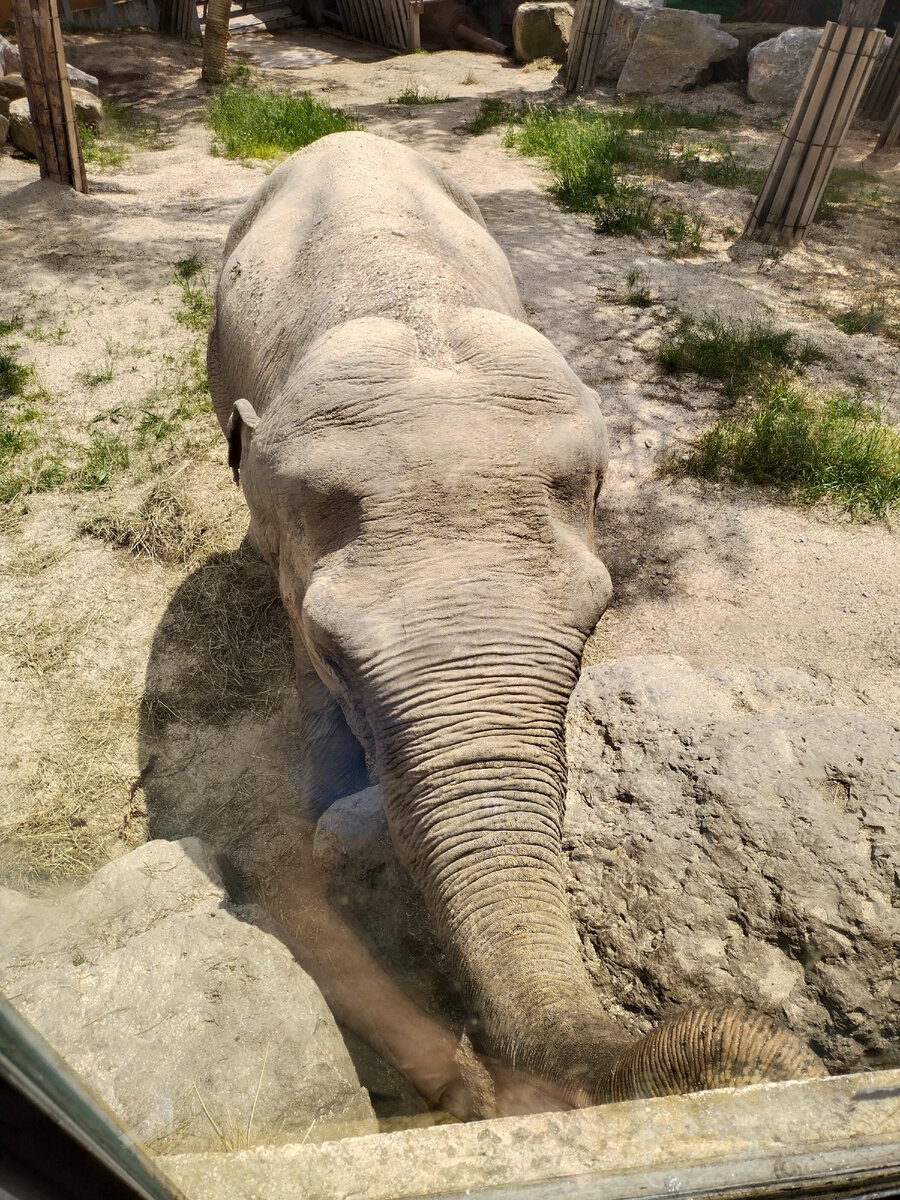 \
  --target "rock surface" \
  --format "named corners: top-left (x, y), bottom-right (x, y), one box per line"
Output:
top-left (0, 67), bottom-right (99, 100)
top-left (0, 33), bottom-right (20, 75)
top-left (513, 1), bottom-right (574, 63)
top-left (617, 9), bottom-right (739, 97)
top-left (595, 0), bottom-right (666, 83)
top-left (747, 26), bottom-right (822, 106)
top-left (0, 114), bottom-right (7, 146)
top-left (714, 22), bottom-right (791, 82)
top-left (8, 87), bottom-right (103, 158)
top-left (315, 658), bottom-right (900, 1076)
top-left (0, 838), bottom-right (376, 1152)
top-left (0, 73), bottom-right (26, 102)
